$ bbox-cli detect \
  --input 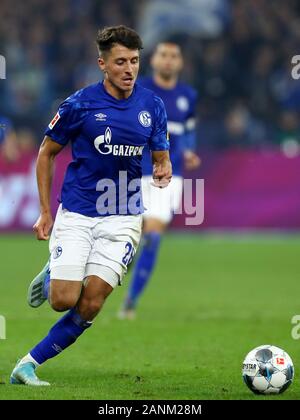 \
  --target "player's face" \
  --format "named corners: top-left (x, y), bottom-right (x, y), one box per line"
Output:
top-left (98, 44), bottom-right (140, 94)
top-left (151, 43), bottom-right (183, 79)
